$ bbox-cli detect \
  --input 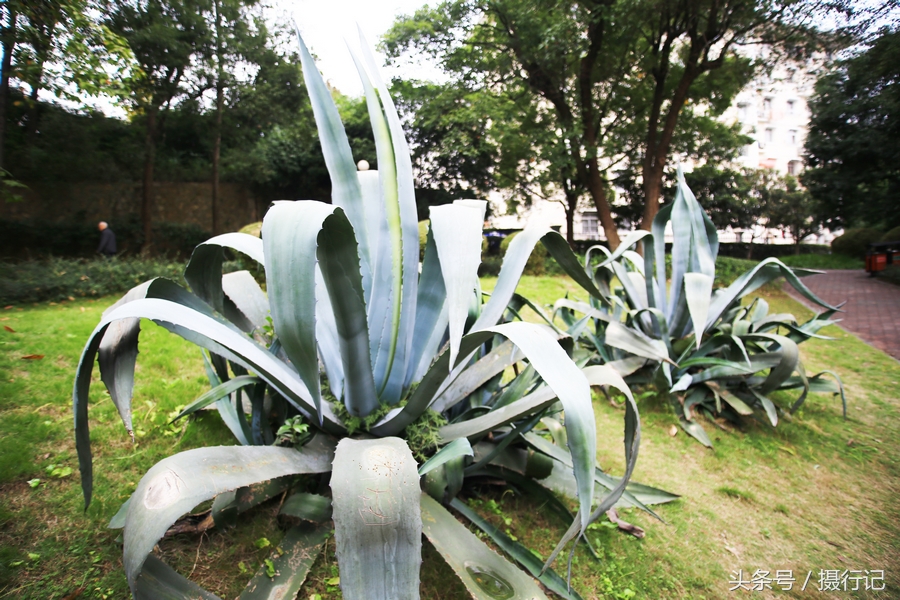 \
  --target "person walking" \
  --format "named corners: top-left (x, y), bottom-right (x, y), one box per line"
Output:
top-left (97, 221), bottom-right (117, 257)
